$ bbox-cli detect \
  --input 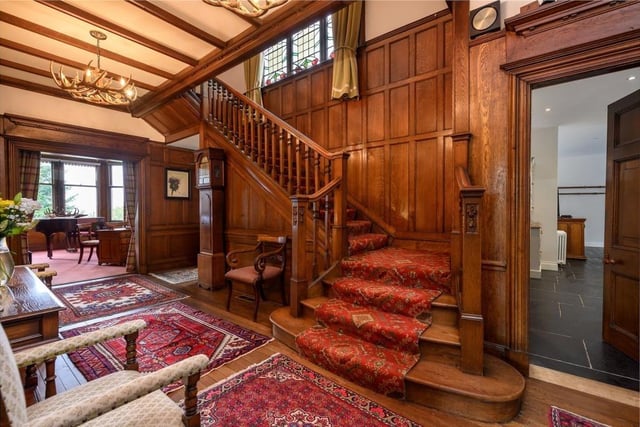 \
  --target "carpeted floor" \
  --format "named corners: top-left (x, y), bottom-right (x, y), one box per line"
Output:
top-left (53, 274), bottom-right (187, 326)
top-left (187, 353), bottom-right (421, 427)
top-left (61, 301), bottom-right (273, 392)
top-left (549, 405), bottom-right (611, 427)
